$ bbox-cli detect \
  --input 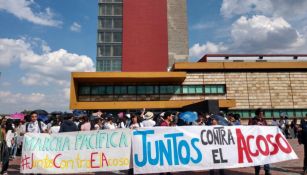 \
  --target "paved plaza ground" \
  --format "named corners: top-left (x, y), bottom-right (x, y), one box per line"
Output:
top-left (7, 139), bottom-right (305, 175)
